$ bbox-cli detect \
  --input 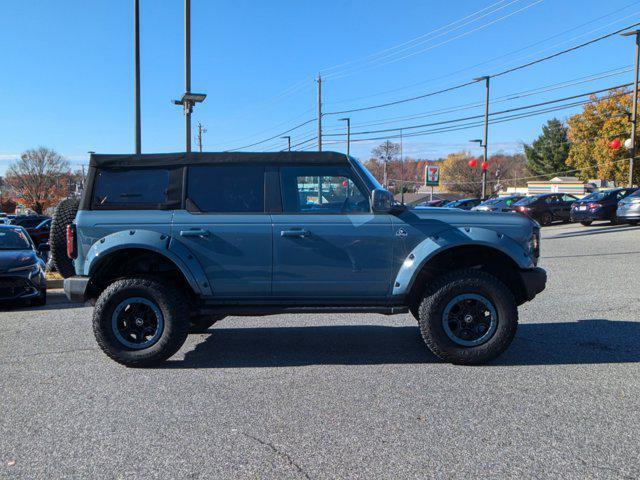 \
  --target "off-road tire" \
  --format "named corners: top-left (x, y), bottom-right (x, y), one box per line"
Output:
top-left (189, 314), bottom-right (225, 333)
top-left (580, 221), bottom-right (592, 226)
top-left (93, 277), bottom-right (189, 367)
top-left (50, 198), bottom-right (80, 278)
top-left (417, 269), bottom-right (518, 365)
